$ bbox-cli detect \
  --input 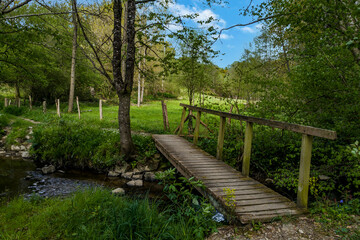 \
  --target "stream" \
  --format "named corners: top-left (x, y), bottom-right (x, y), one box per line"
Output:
top-left (0, 156), bottom-right (164, 200)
